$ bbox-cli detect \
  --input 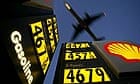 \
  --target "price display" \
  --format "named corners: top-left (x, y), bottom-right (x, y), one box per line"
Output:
top-left (53, 17), bottom-right (59, 43)
top-left (46, 18), bottom-right (55, 53)
top-left (65, 50), bottom-right (96, 60)
top-left (66, 42), bottom-right (90, 49)
top-left (64, 67), bottom-right (111, 83)
top-left (30, 21), bottom-right (50, 74)
top-left (46, 16), bottom-right (59, 53)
